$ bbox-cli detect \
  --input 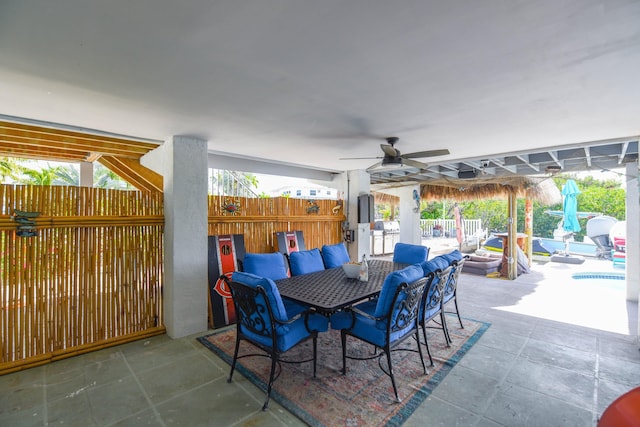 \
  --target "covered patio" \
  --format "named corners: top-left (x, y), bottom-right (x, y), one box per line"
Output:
top-left (1, 1), bottom-right (639, 425)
